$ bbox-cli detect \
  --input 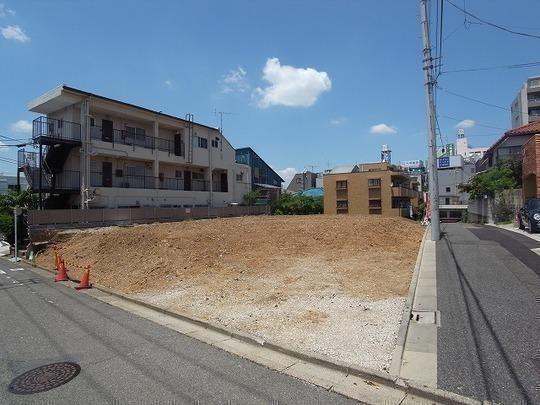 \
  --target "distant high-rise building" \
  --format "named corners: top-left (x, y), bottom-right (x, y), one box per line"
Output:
top-left (455, 129), bottom-right (487, 163)
top-left (511, 75), bottom-right (540, 128)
